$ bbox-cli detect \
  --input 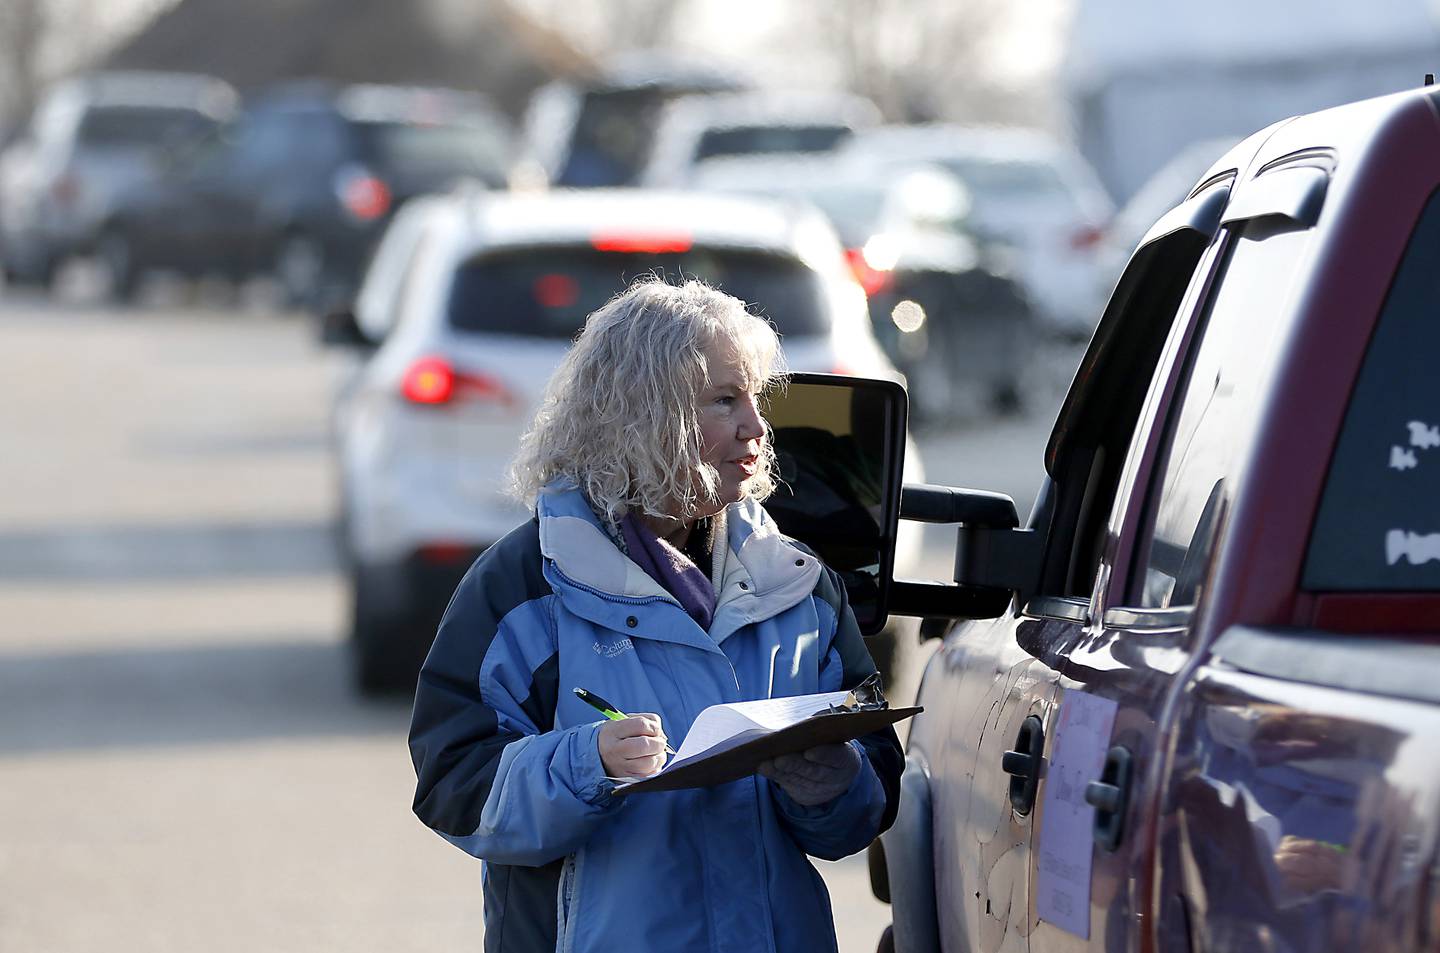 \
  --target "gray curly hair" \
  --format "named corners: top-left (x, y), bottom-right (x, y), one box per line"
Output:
top-left (508, 278), bottom-right (786, 523)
